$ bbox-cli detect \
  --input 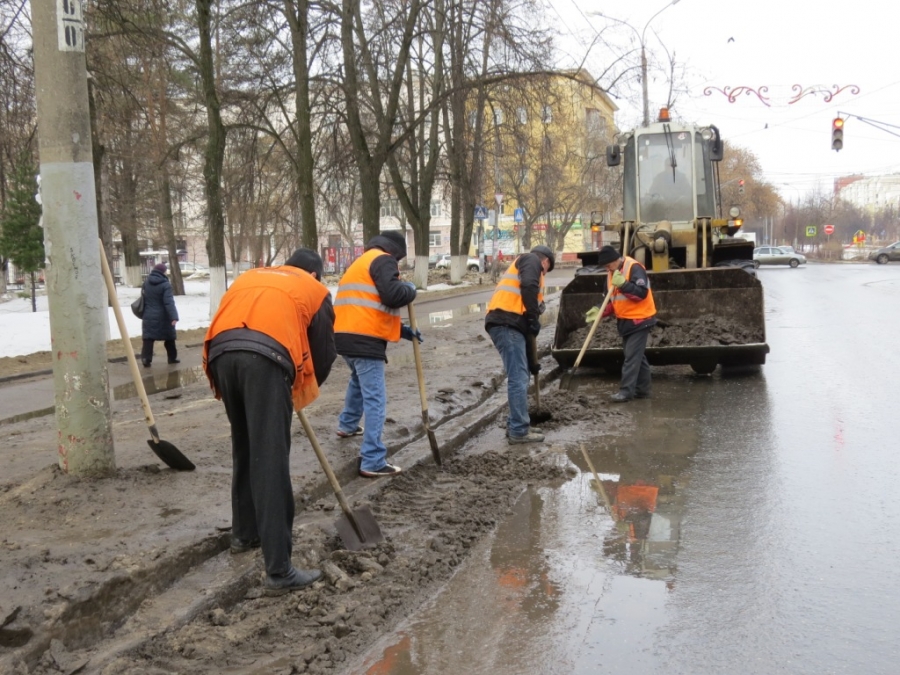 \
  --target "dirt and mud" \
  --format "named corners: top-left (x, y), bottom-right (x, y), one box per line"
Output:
top-left (0, 276), bottom-right (636, 674)
top-left (562, 314), bottom-right (765, 350)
